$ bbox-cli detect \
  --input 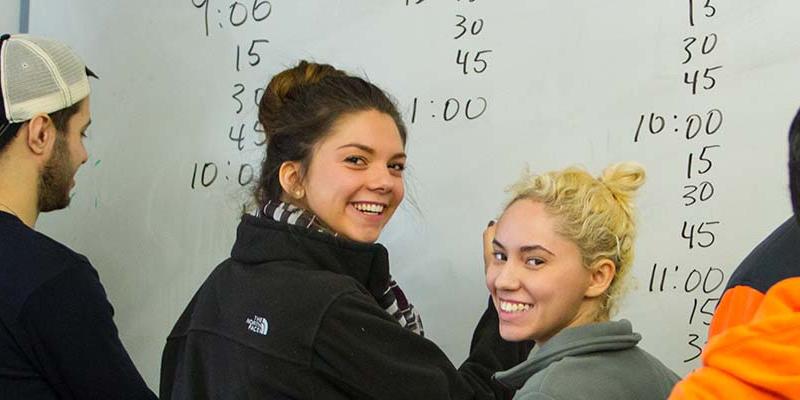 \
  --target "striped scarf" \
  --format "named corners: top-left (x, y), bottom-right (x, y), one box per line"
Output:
top-left (258, 201), bottom-right (424, 336)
